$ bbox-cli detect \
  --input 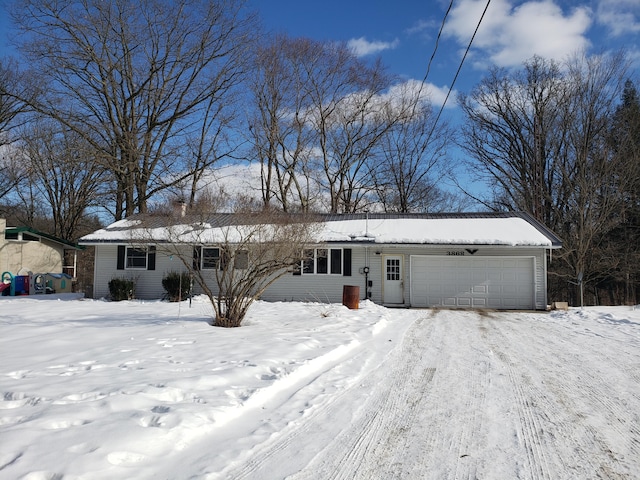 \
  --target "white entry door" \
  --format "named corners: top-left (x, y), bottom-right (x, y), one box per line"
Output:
top-left (383, 255), bottom-right (404, 304)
